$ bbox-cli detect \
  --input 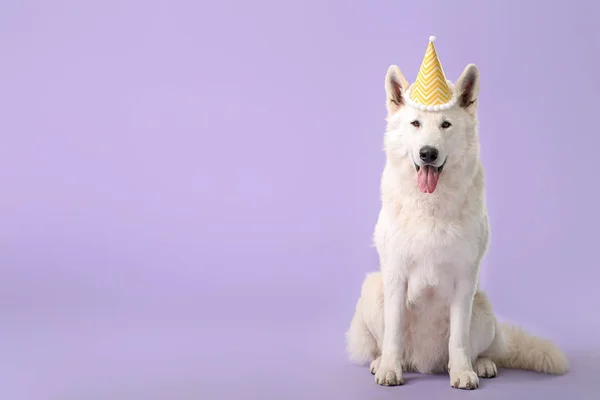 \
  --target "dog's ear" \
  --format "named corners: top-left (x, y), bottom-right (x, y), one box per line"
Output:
top-left (456, 64), bottom-right (480, 114)
top-left (385, 65), bottom-right (410, 114)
